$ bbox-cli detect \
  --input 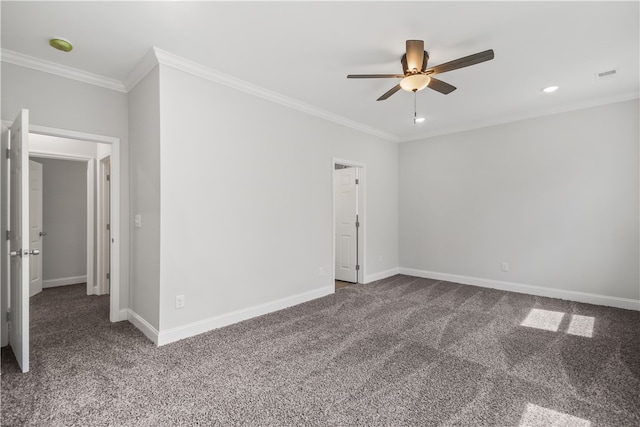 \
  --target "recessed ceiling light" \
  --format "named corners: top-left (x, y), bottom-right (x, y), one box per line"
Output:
top-left (414, 117), bottom-right (426, 124)
top-left (542, 86), bottom-right (559, 93)
top-left (49, 38), bottom-right (73, 53)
